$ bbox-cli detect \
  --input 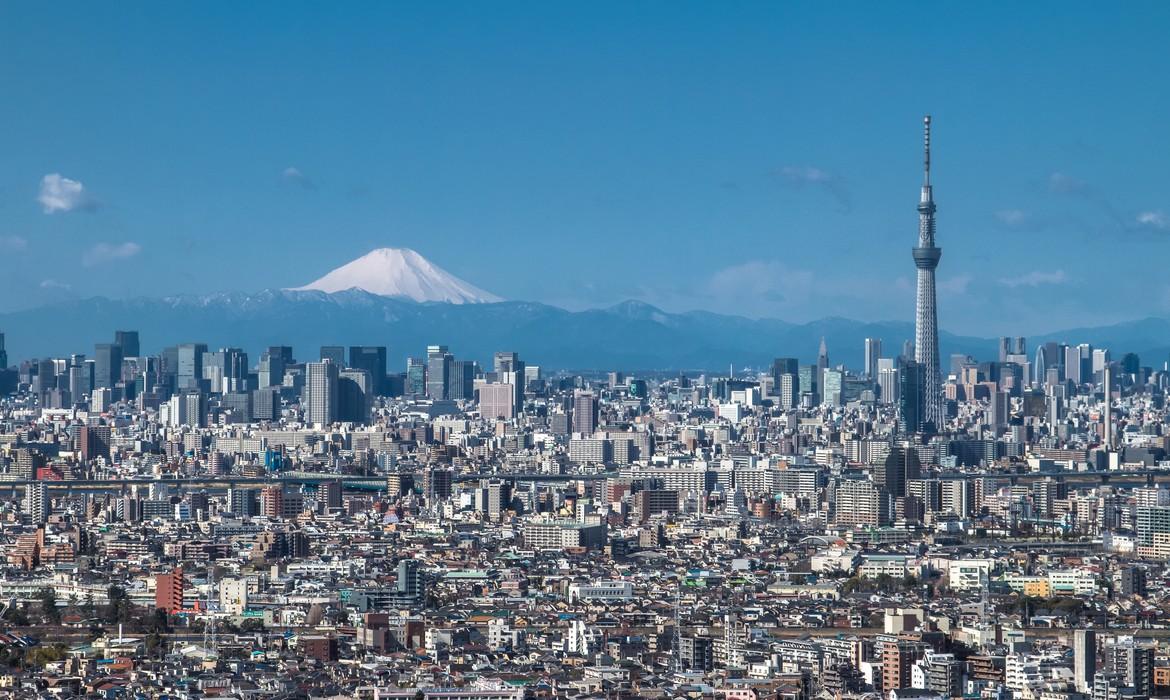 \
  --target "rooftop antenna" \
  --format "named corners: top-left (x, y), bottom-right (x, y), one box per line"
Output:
top-left (923, 115), bottom-right (932, 187)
